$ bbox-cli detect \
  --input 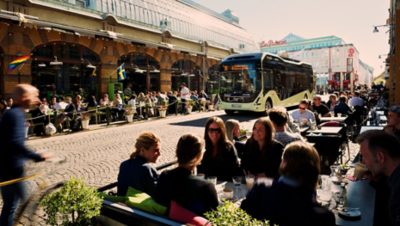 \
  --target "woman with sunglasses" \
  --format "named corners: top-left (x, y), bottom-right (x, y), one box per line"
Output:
top-left (197, 117), bottom-right (241, 181)
top-left (241, 117), bottom-right (284, 179)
